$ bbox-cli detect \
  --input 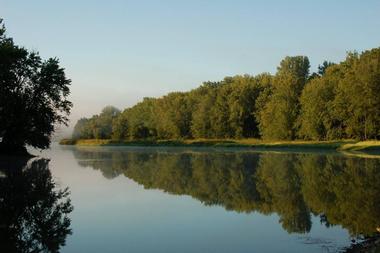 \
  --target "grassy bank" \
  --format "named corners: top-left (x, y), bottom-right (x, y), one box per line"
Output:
top-left (59, 138), bottom-right (380, 152)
